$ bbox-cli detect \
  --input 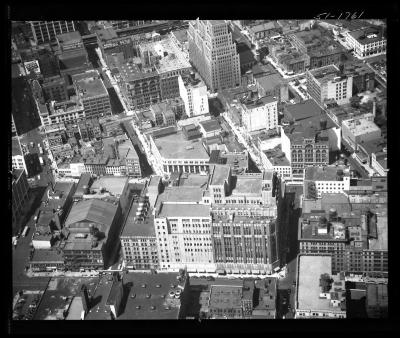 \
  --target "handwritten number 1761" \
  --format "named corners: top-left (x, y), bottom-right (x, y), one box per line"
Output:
top-left (314, 12), bottom-right (364, 20)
